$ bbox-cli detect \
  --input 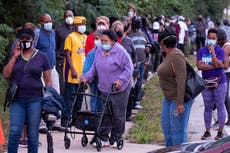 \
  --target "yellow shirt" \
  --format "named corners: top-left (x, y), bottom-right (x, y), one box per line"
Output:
top-left (64, 32), bottom-right (87, 83)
